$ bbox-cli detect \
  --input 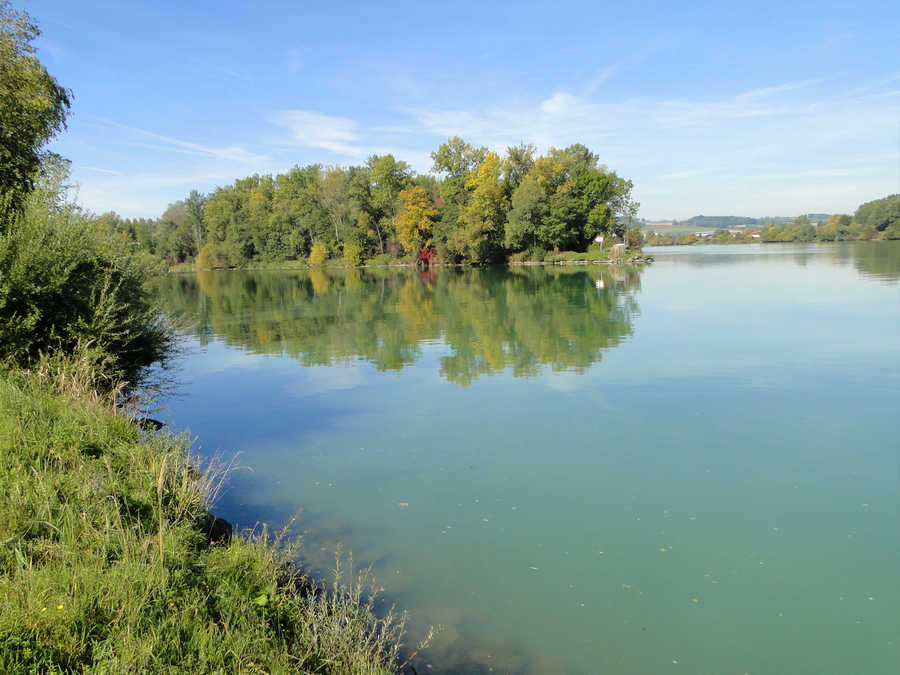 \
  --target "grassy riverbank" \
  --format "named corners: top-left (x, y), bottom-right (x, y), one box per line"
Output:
top-left (0, 358), bottom-right (411, 673)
